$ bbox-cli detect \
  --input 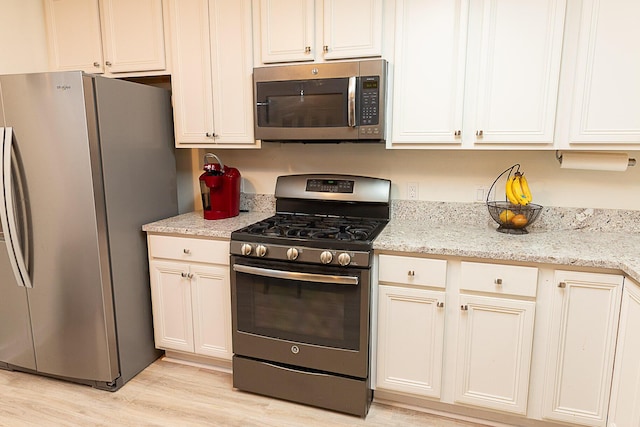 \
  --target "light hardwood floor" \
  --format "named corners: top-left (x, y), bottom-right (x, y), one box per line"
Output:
top-left (0, 358), bottom-right (486, 426)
